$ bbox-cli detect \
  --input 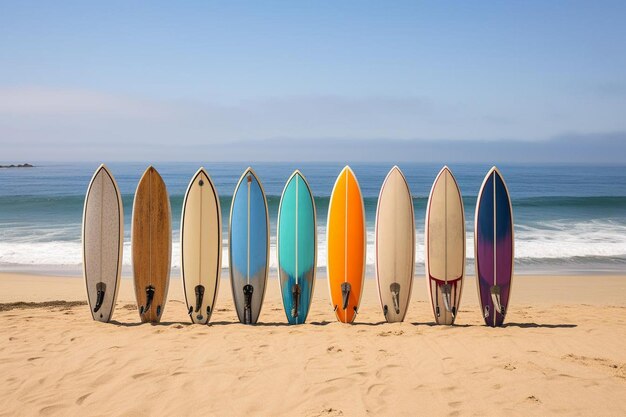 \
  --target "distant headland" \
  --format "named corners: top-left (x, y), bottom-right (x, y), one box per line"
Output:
top-left (0, 163), bottom-right (34, 168)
